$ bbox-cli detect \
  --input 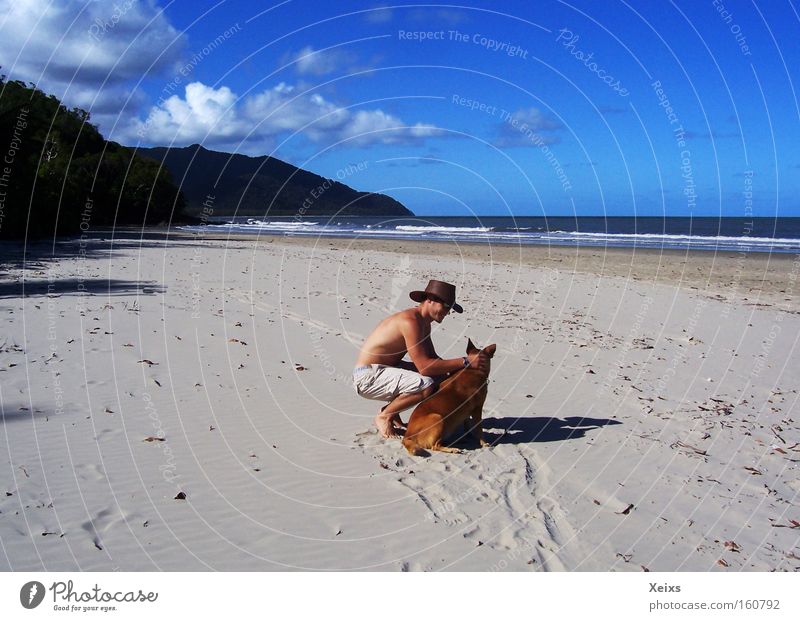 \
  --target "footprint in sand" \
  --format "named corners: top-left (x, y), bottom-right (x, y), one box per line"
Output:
top-left (81, 506), bottom-right (135, 551)
top-left (75, 463), bottom-right (107, 483)
top-left (355, 432), bottom-right (591, 569)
